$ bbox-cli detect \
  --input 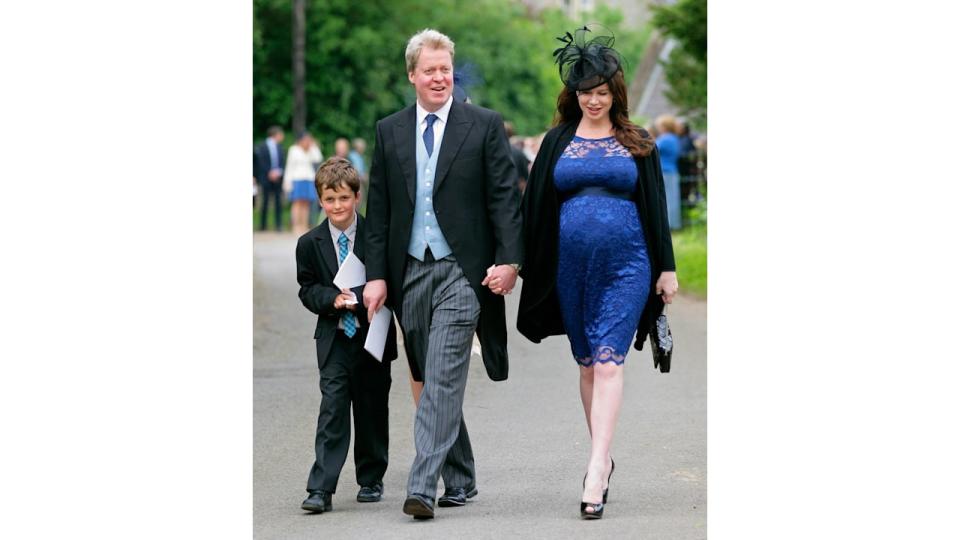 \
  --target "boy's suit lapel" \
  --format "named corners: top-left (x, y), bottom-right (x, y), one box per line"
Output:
top-left (314, 218), bottom-right (340, 277)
